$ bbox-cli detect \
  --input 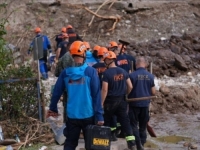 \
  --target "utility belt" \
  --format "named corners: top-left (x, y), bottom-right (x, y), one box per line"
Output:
top-left (106, 95), bottom-right (125, 101)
